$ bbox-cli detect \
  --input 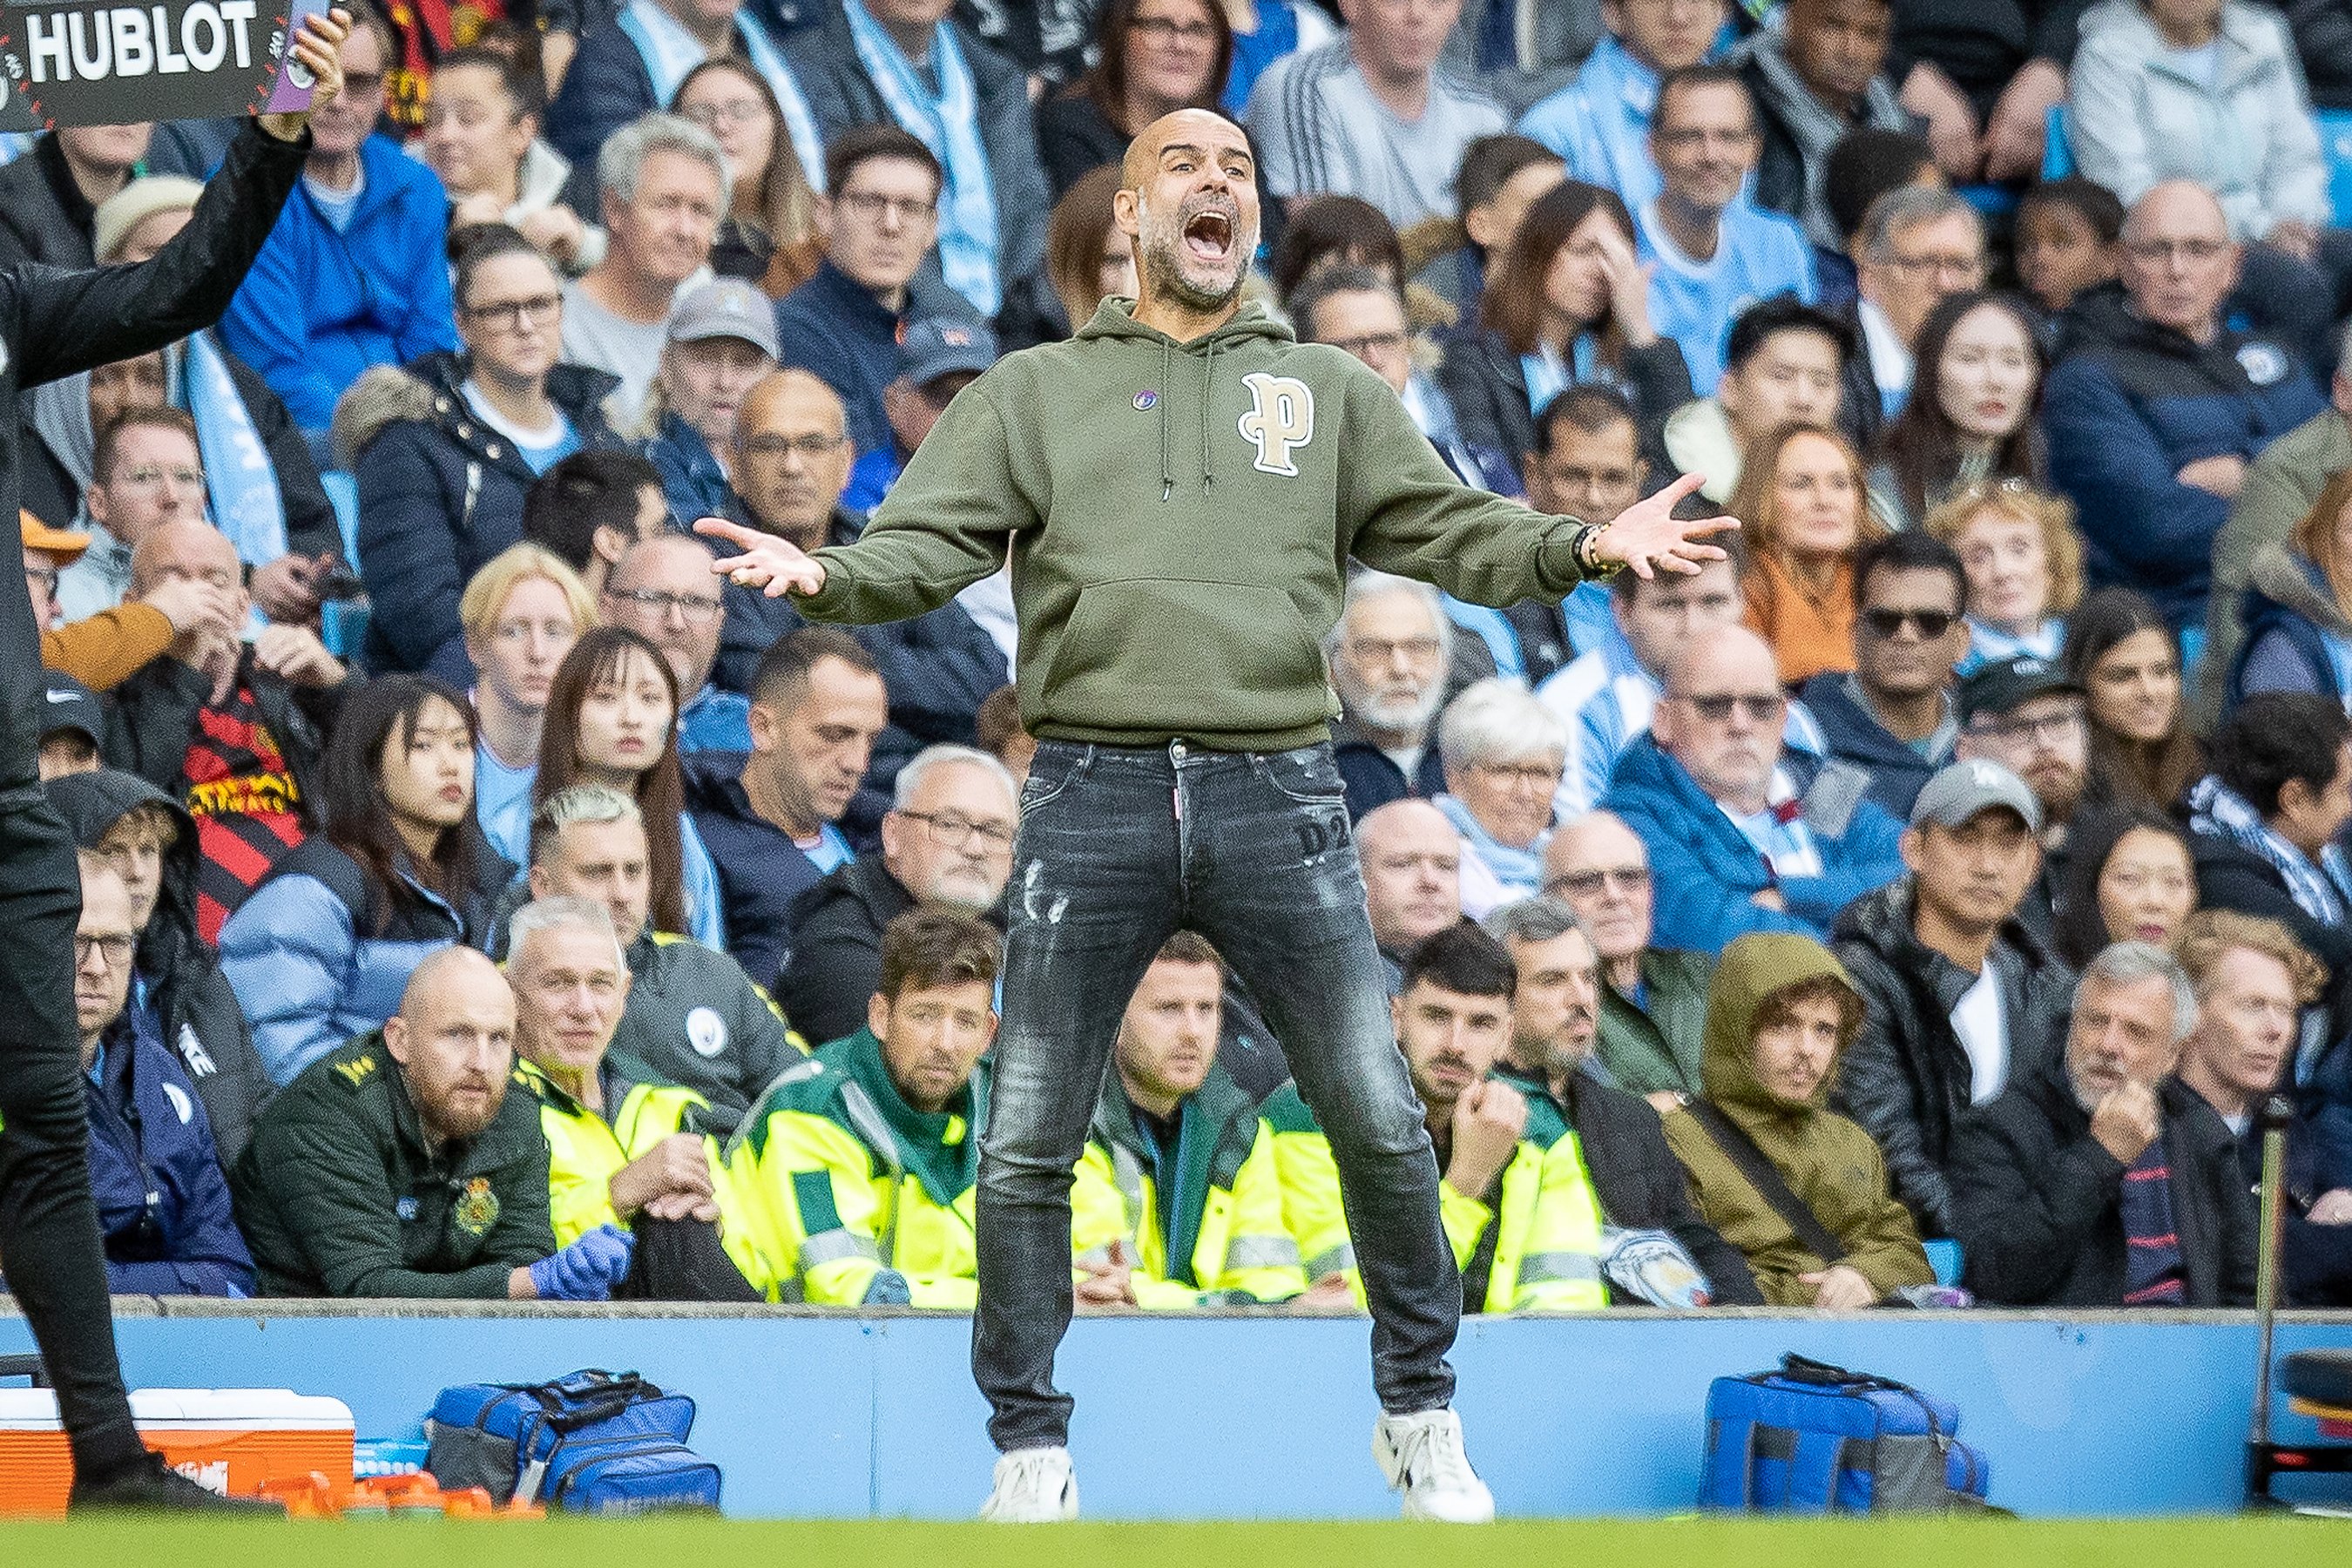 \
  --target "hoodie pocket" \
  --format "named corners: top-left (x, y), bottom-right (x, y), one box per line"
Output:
top-left (1038, 578), bottom-right (1333, 738)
